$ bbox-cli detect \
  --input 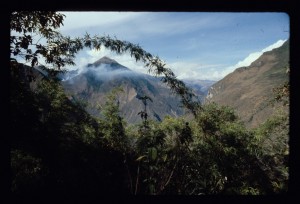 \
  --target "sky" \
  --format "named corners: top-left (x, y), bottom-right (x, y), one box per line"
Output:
top-left (57, 12), bottom-right (289, 81)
